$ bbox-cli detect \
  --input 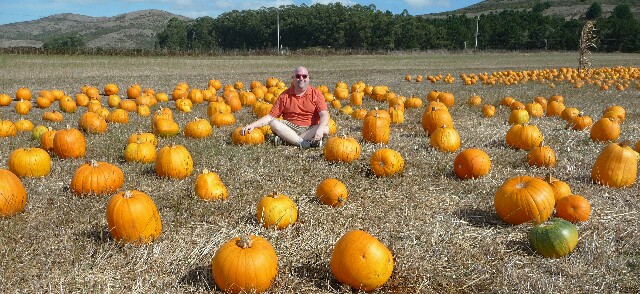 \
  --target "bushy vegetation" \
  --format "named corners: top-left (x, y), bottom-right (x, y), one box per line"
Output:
top-left (155, 3), bottom-right (640, 52)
